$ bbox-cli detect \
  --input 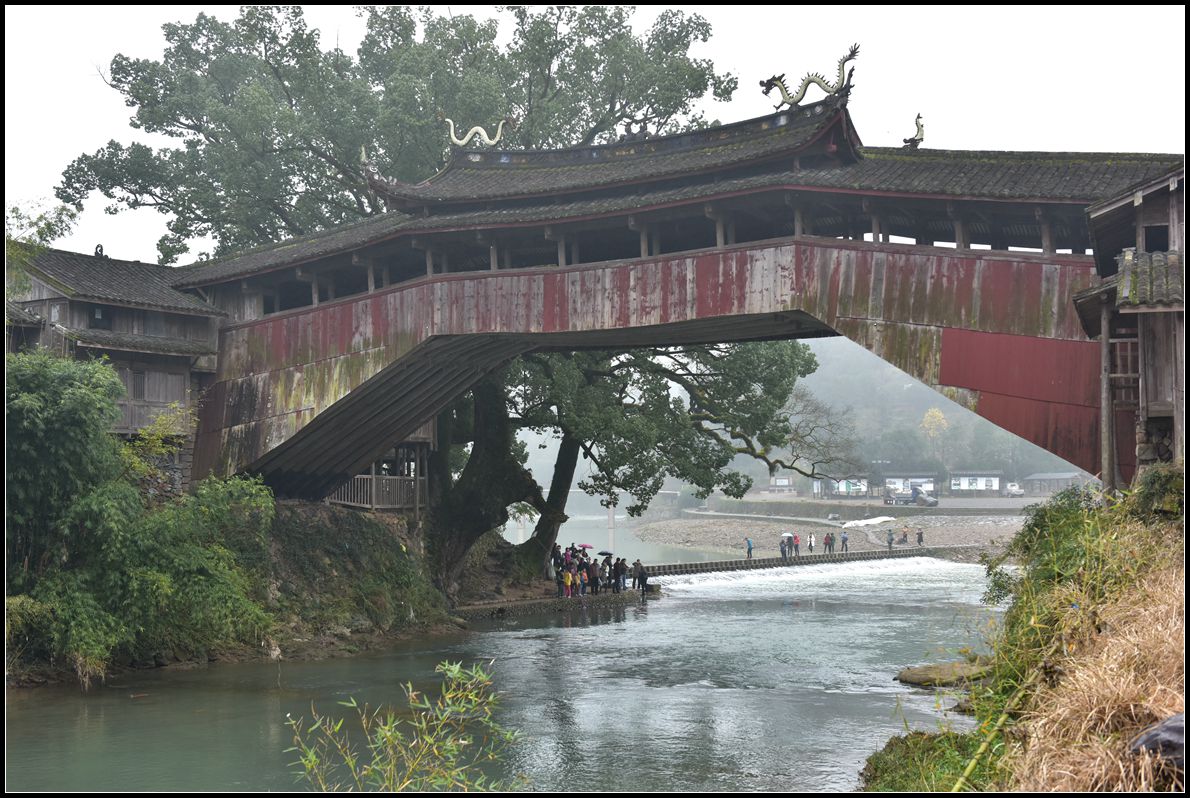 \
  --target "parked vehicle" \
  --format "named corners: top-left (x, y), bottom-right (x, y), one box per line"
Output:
top-left (1004, 482), bottom-right (1024, 497)
top-left (883, 486), bottom-right (939, 507)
